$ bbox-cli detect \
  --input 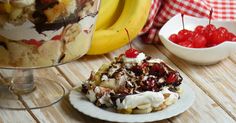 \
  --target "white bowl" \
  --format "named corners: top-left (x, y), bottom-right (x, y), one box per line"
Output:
top-left (159, 13), bottom-right (236, 65)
